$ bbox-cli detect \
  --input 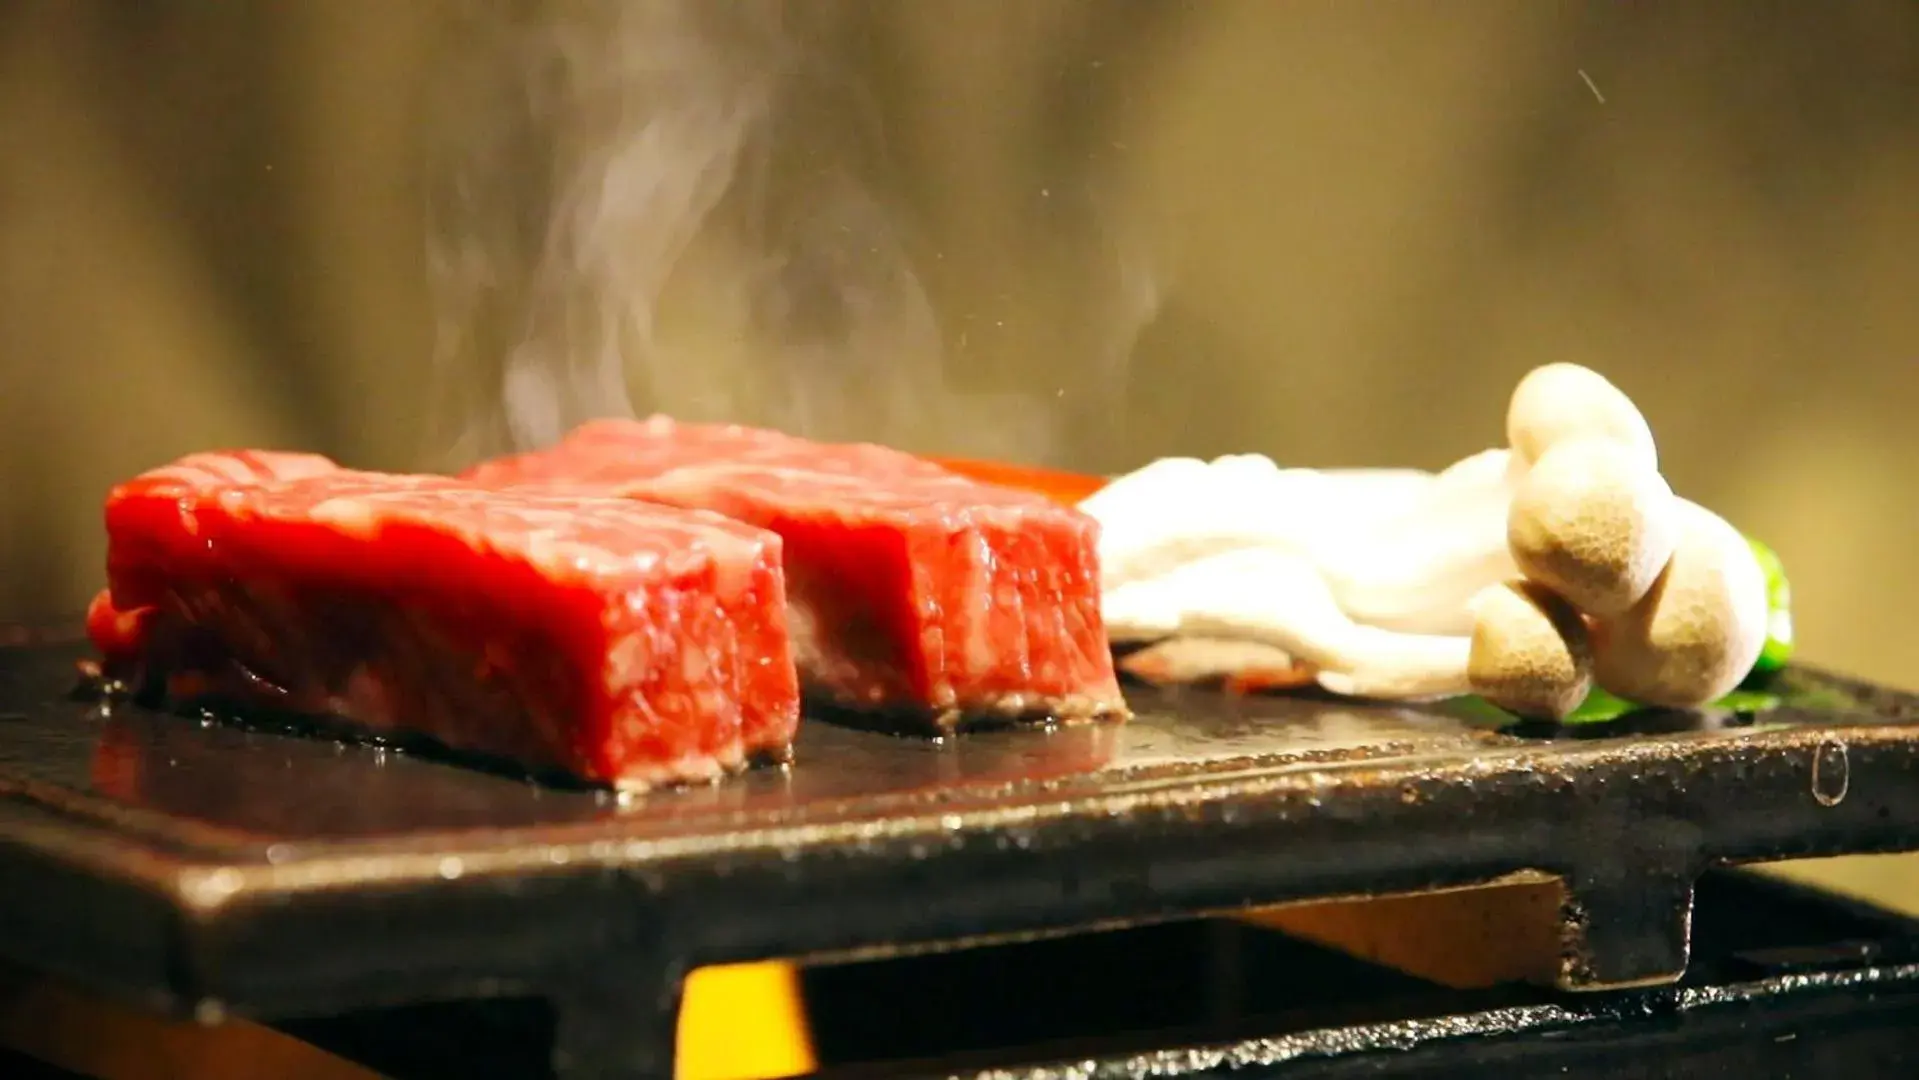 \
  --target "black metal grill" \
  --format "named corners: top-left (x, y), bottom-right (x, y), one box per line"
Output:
top-left (3, 632), bottom-right (1919, 1077)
